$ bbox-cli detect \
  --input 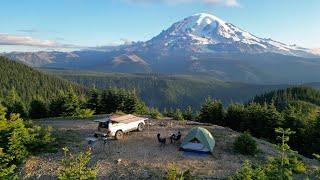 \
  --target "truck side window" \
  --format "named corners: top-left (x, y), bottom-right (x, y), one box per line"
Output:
top-left (99, 122), bottom-right (108, 128)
